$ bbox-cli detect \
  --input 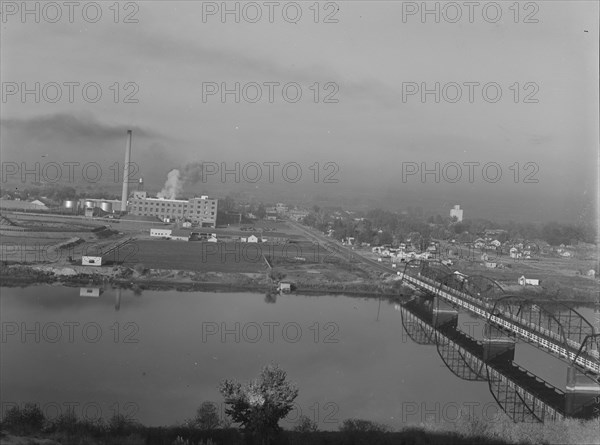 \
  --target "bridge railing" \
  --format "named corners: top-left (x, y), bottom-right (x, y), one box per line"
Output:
top-left (403, 270), bottom-right (600, 369)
